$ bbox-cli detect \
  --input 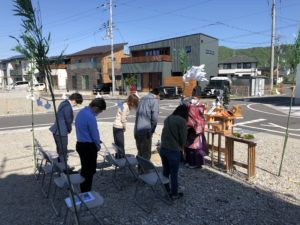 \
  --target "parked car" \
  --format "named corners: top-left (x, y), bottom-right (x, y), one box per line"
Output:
top-left (27, 83), bottom-right (46, 92)
top-left (158, 86), bottom-right (183, 99)
top-left (92, 83), bottom-right (112, 95)
top-left (12, 81), bottom-right (29, 89)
